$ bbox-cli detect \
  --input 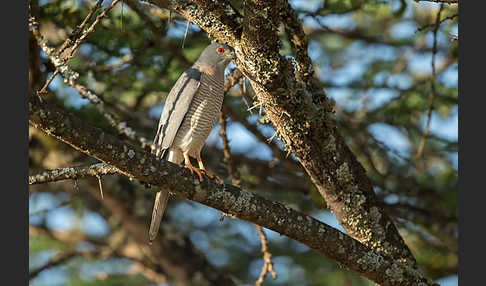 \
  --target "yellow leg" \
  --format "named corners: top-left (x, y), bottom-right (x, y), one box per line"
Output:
top-left (196, 154), bottom-right (207, 170)
top-left (196, 154), bottom-right (223, 184)
top-left (184, 152), bottom-right (203, 181)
